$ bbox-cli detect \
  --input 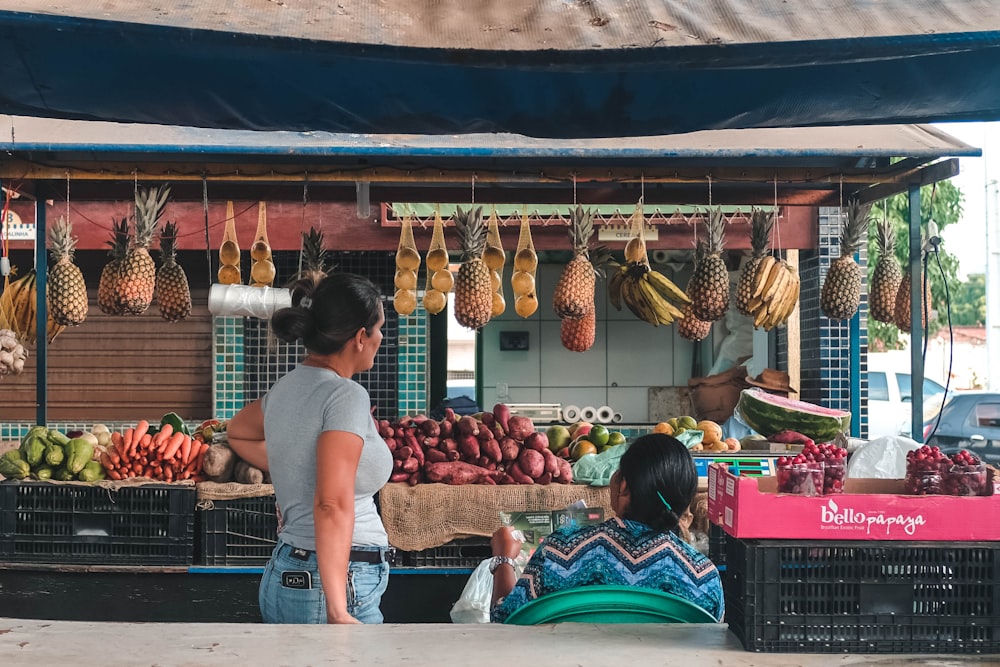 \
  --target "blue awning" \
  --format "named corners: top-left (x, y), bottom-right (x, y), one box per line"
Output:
top-left (1, 1), bottom-right (999, 138)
